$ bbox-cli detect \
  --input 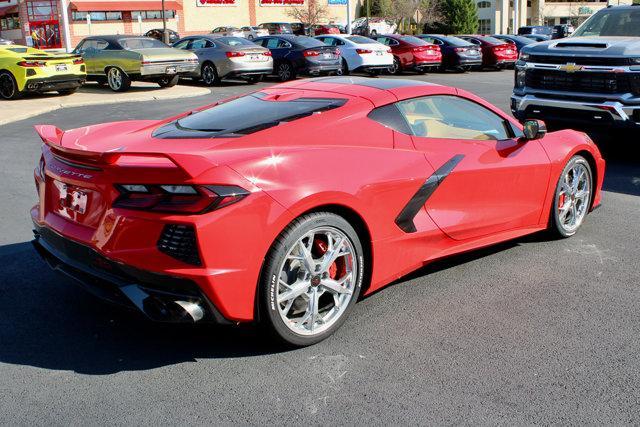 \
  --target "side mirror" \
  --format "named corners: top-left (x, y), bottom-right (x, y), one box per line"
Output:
top-left (522, 119), bottom-right (547, 140)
